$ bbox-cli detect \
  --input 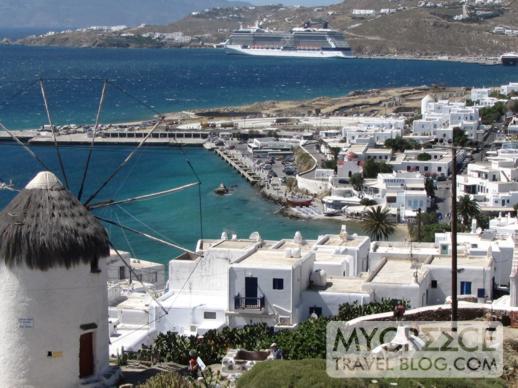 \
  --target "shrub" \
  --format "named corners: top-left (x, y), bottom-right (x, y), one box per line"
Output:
top-left (417, 152), bottom-right (432, 161)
